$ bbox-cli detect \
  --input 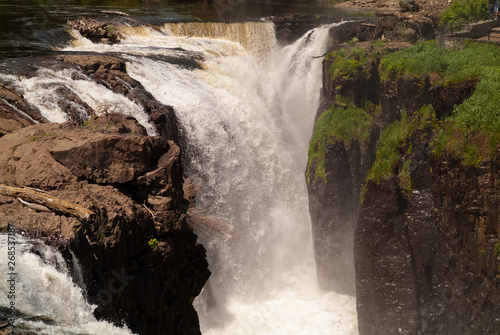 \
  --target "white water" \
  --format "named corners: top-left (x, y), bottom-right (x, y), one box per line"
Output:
top-left (0, 68), bottom-right (158, 135)
top-left (1, 21), bottom-right (358, 334)
top-left (0, 235), bottom-right (134, 335)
